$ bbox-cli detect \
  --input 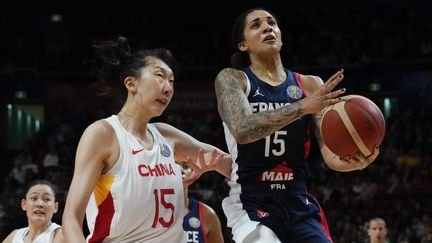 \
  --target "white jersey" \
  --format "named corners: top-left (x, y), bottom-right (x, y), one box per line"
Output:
top-left (85, 115), bottom-right (185, 243)
top-left (12, 222), bottom-right (60, 243)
